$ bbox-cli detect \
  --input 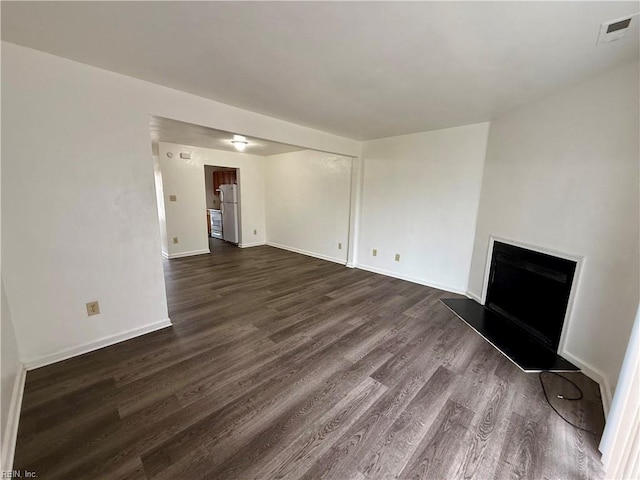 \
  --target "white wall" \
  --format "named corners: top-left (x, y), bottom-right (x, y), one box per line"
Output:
top-left (160, 142), bottom-right (267, 253)
top-left (468, 61), bottom-right (640, 403)
top-left (1, 280), bottom-right (23, 471)
top-left (358, 123), bottom-right (490, 293)
top-left (265, 150), bottom-right (352, 264)
top-left (158, 144), bottom-right (208, 257)
top-left (1, 42), bottom-right (359, 366)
